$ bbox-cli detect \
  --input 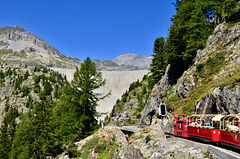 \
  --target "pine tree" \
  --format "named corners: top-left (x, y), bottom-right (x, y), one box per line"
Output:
top-left (0, 119), bottom-right (12, 159)
top-left (51, 57), bottom-right (109, 154)
top-left (10, 99), bottom-right (54, 159)
top-left (0, 107), bottom-right (18, 159)
top-left (71, 57), bottom-right (109, 136)
top-left (165, 0), bottom-right (215, 70)
top-left (150, 37), bottom-right (166, 84)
